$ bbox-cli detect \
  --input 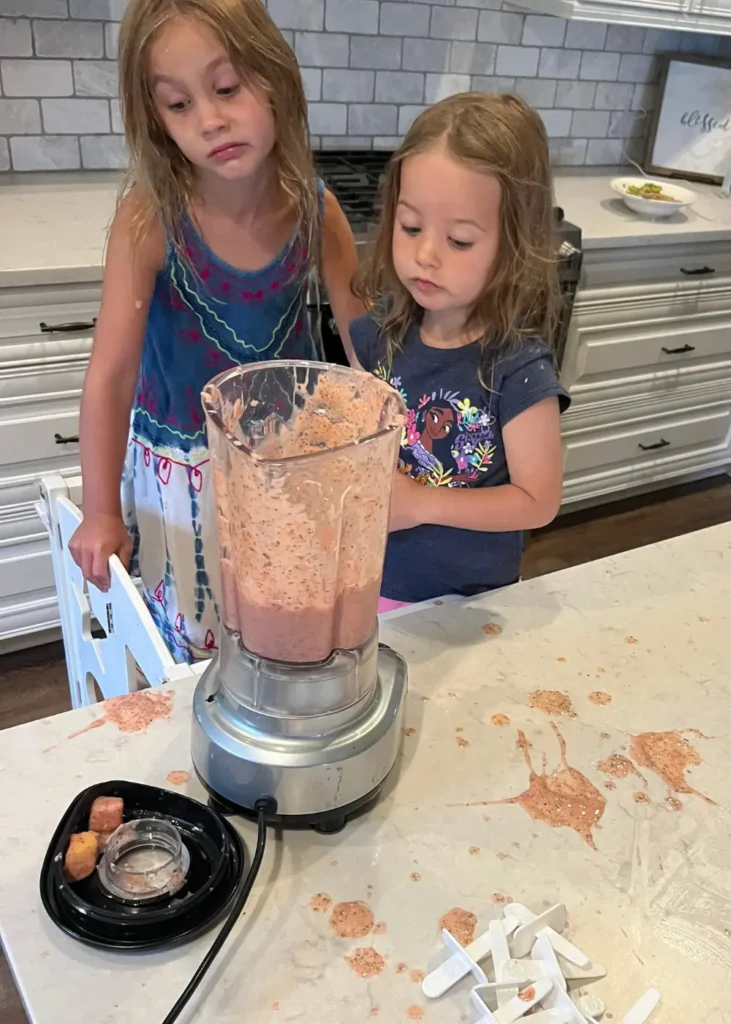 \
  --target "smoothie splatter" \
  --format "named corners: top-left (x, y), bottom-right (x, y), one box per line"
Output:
top-left (310, 893), bottom-right (333, 913)
top-left (529, 690), bottom-right (574, 717)
top-left (166, 770), bottom-right (189, 786)
top-left (67, 690), bottom-right (174, 740)
top-left (456, 736), bottom-right (470, 748)
top-left (597, 753), bottom-right (644, 783)
top-left (475, 724), bottom-right (606, 848)
top-left (491, 714), bottom-right (510, 727)
top-left (330, 901), bottom-right (374, 939)
top-left (482, 623), bottom-right (503, 637)
top-left (439, 908), bottom-right (477, 946)
top-left (630, 730), bottom-right (714, 804)
top-left (346, 948), bottom-right (385, 978)
top-left (589, 692), bottom-right (612, 706)
top-left (406, 1008), bottom-right (424, 1020)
